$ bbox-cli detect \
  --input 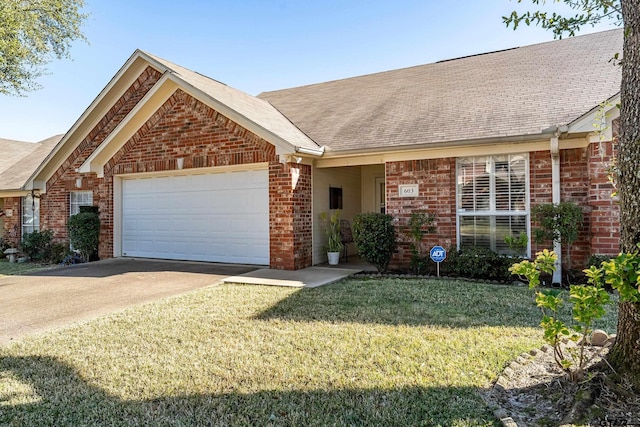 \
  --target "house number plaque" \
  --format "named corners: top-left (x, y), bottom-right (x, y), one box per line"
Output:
top-left (398, 184), bottom-right (418, 197)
